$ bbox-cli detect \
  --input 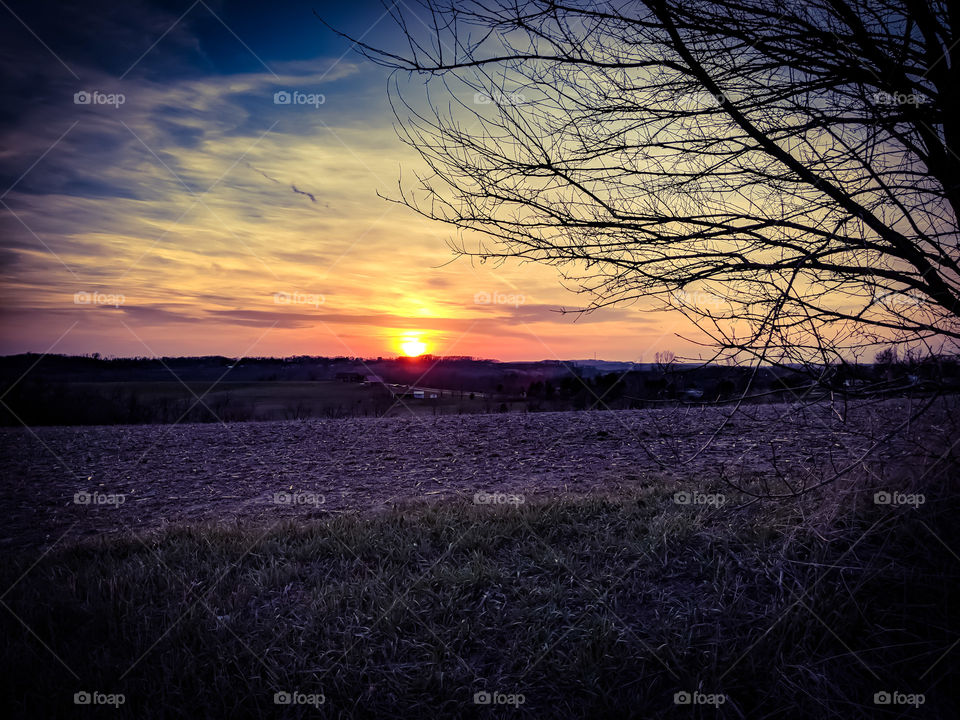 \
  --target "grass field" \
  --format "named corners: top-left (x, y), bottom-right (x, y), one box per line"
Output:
top-left (2, 470), bottom-right (956, 719)
top-left (0, 380), bottom-right (508, 425)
